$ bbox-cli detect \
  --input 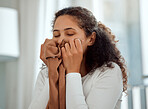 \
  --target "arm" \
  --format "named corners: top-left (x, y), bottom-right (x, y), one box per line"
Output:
top-left (66, 73), bottom-right (88, 109)
top-left (66, 64), bottom-right (123, 109)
